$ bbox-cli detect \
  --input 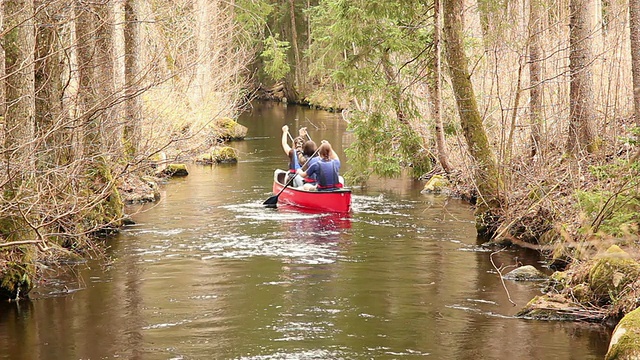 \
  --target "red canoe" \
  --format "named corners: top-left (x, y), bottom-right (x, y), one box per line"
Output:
top-left (272, 169), bottom-right (352, 213)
